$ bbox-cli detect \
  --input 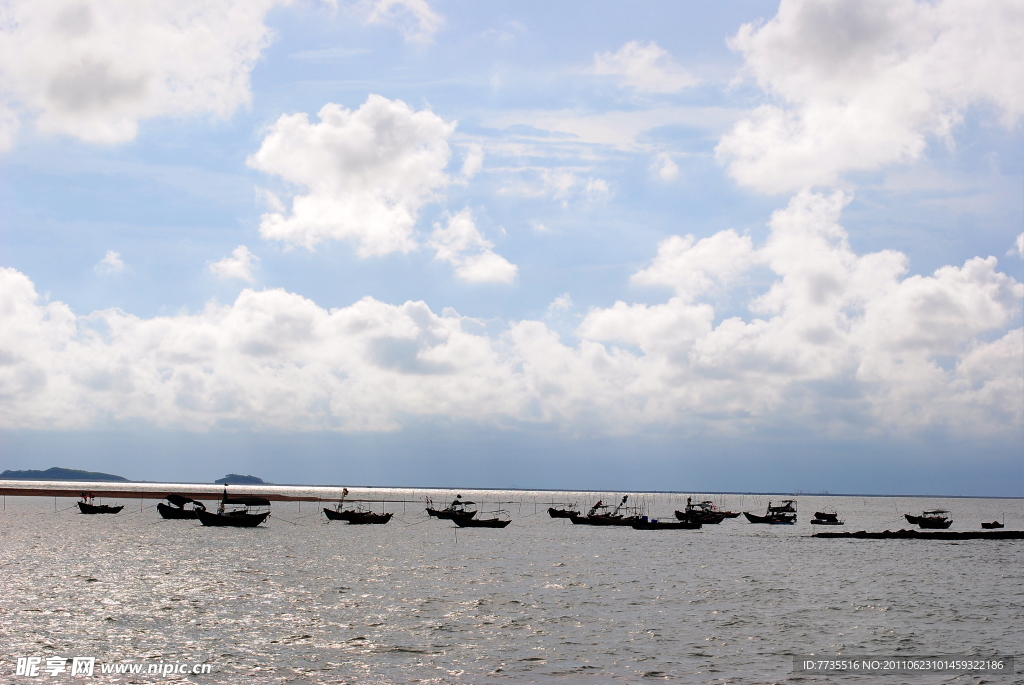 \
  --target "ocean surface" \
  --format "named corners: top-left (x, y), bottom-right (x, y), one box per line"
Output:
top-left (2, 489), bottom-right (1021, 684)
